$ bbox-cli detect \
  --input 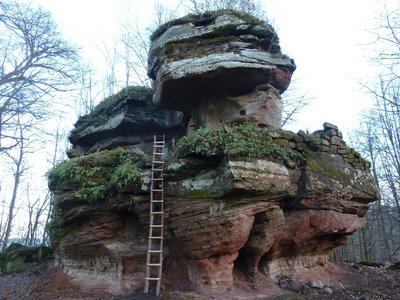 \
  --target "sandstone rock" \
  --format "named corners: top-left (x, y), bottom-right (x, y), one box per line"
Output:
top-left (52, 201), bottom-right (149, 294)
top-left (148, 11), bottom-right (295, 129)
top-left (49, 121), bottom-right (379, 297)
top-left (47, 9), bottom-right (379, 299)
top-left (68, 85), bottom-right (186, 155)
top-left (323, 122), bottom-right (338, 131)
top-left (188, 85), bottom-right (283, 129)
top-left (300, 151), bottom-right (379, 202)
top-left (166, 159), bottom-right (293, 198)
